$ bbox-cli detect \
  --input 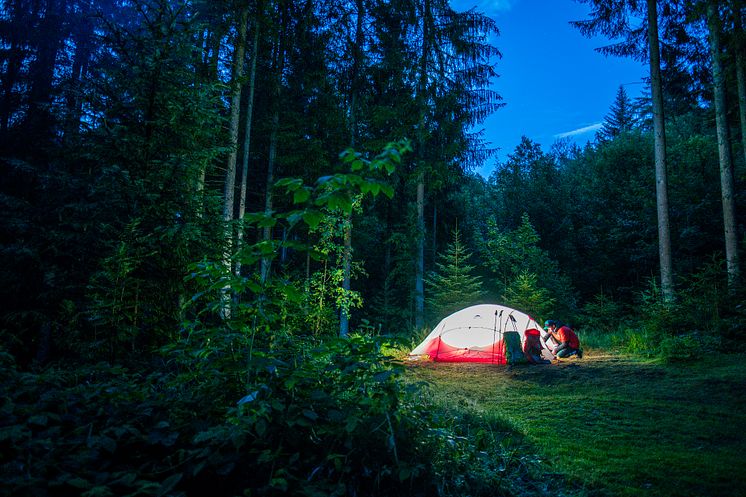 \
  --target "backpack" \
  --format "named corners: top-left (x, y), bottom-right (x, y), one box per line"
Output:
top-left (503, 331), bottom-right (528, 365)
